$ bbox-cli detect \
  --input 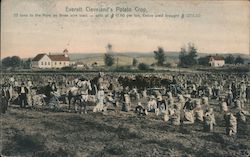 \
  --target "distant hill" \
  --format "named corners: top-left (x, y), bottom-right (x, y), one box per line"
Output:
top-left (68, 51), bottom-right (249, 66)
top-left (69, 51), bottom-right (180, 66)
